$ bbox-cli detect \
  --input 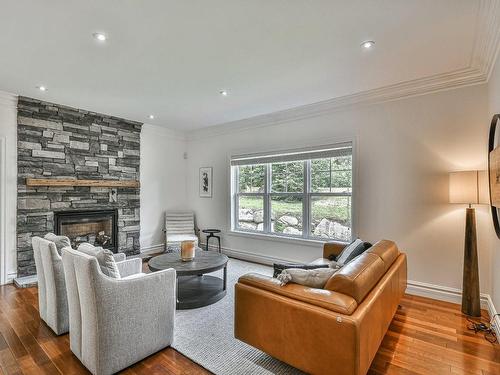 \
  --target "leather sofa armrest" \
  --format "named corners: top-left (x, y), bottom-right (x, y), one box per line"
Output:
top-left (238, 273), bottom-right (358, 315)
top-left (323, 242), bottom-right (347, 259)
